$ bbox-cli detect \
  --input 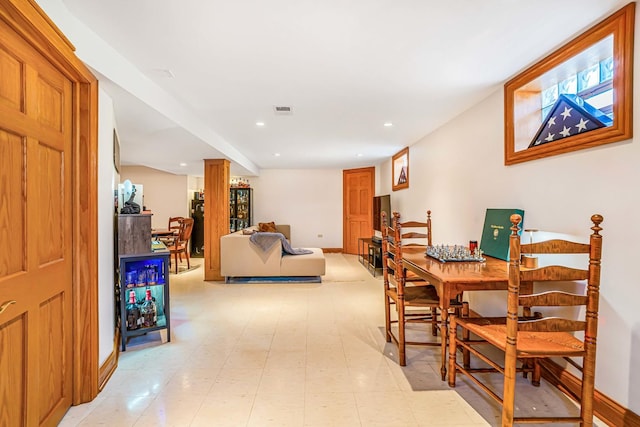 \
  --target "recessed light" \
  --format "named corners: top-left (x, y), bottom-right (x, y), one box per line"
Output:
top-left (384, 122), bottom-right (393, 127)
top-left (256, 122), bottom-right (265, 126)
top-left (357, 153), bottom-right (364, 157)
top-left (179, 162), bottom-right (187, 167)
top-left (274, 153), bottom-right (281, 157)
